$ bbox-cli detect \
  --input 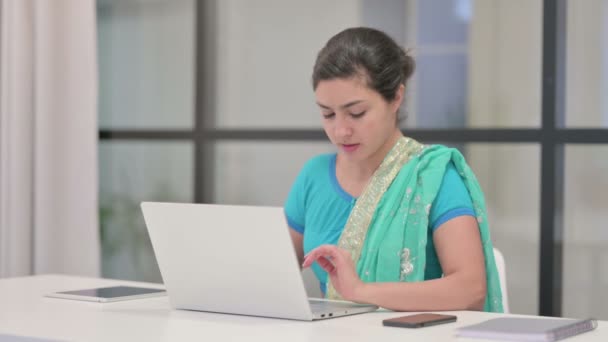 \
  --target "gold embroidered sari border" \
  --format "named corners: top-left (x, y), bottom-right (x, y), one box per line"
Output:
top-left (327, 137), bottom-right (424, 299)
